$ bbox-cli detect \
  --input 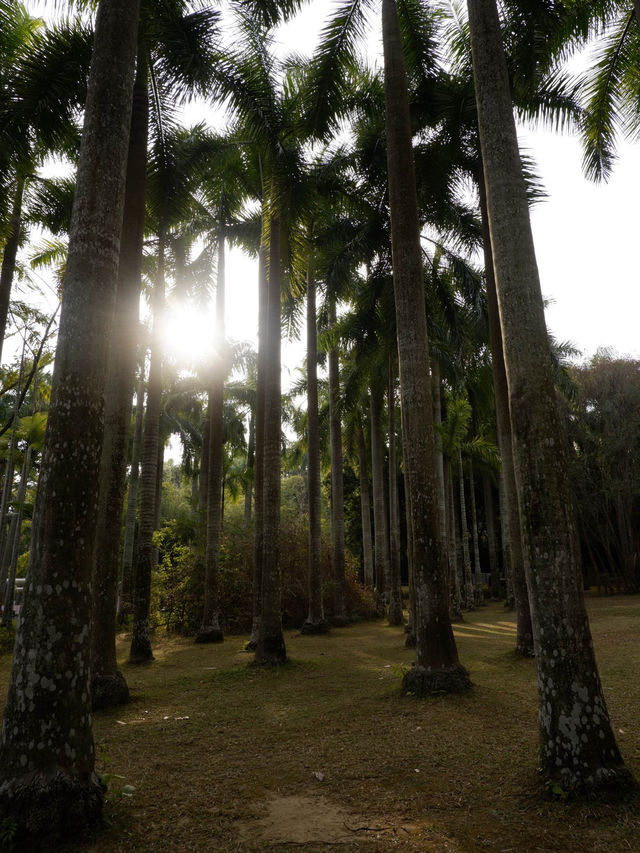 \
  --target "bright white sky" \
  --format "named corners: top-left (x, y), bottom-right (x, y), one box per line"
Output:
top-left (24, 0), bottom-right (640, 370)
